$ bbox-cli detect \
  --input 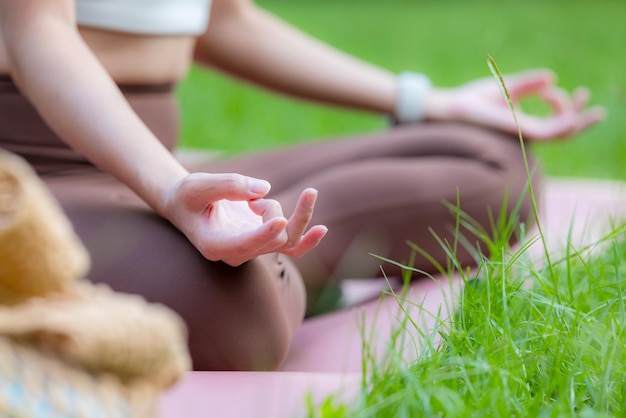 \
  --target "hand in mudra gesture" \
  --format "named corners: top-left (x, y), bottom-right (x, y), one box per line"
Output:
top-left (163, 172), bottom-right (327, 266)
top-left (427, 69), bottom-right (605, 140)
